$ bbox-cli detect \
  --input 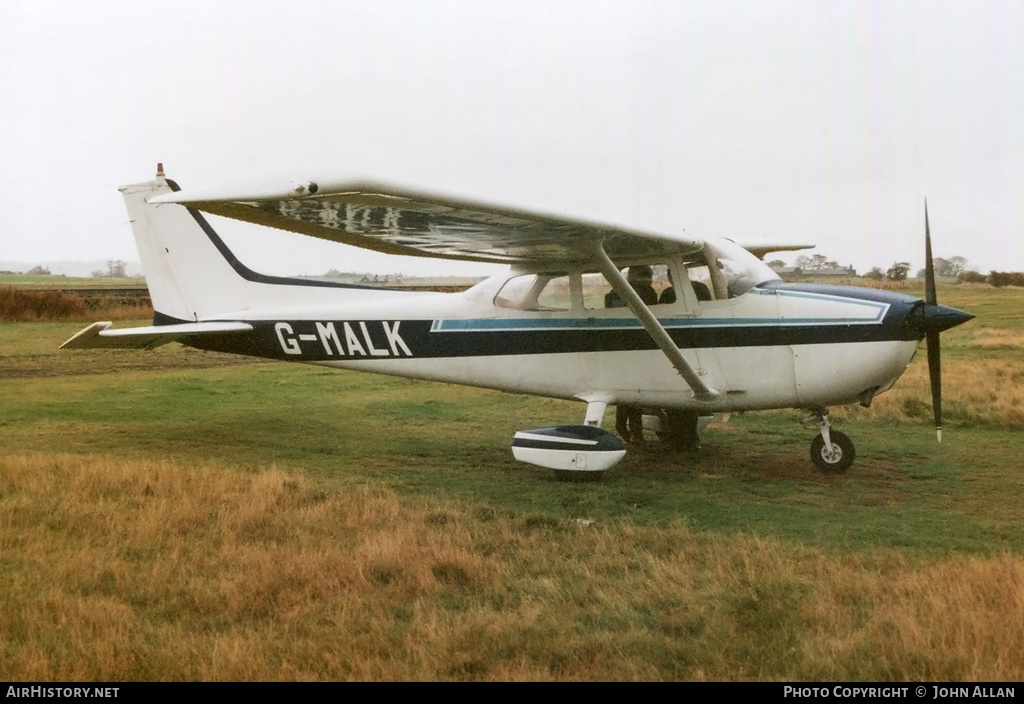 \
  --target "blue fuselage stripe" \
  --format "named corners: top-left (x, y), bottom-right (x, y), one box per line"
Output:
top-left (165, 284), bottom-right (923, 361)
